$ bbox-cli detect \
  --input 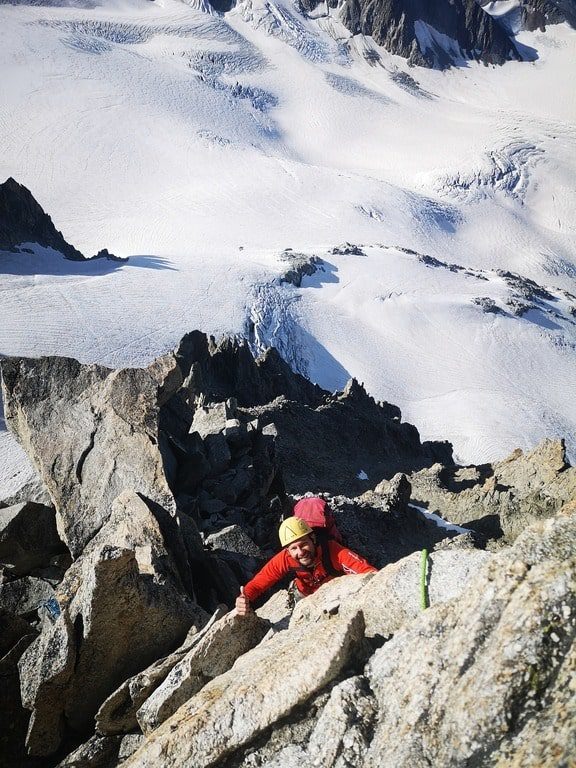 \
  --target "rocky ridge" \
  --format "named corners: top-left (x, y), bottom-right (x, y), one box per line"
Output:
top-left (0, 178), bottom-right (124, 262)
top-left (295, 0), bottom-right (576, 69)
top-left (300, 0), bottom-right (521, 67)
top-left (0, 330), bottom-right (574, 767)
